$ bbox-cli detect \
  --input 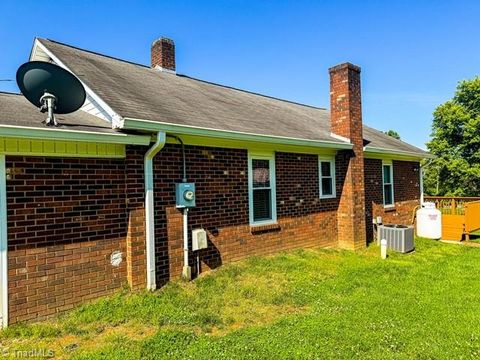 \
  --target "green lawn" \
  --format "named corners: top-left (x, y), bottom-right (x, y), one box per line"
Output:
top-left (2, 238), bottom-right (480, 359)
